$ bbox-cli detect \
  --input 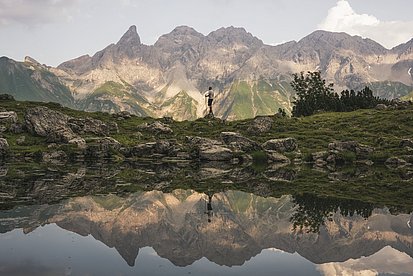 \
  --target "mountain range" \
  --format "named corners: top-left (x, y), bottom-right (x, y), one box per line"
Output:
top-left (1, 25), bottom-right (413, 120)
